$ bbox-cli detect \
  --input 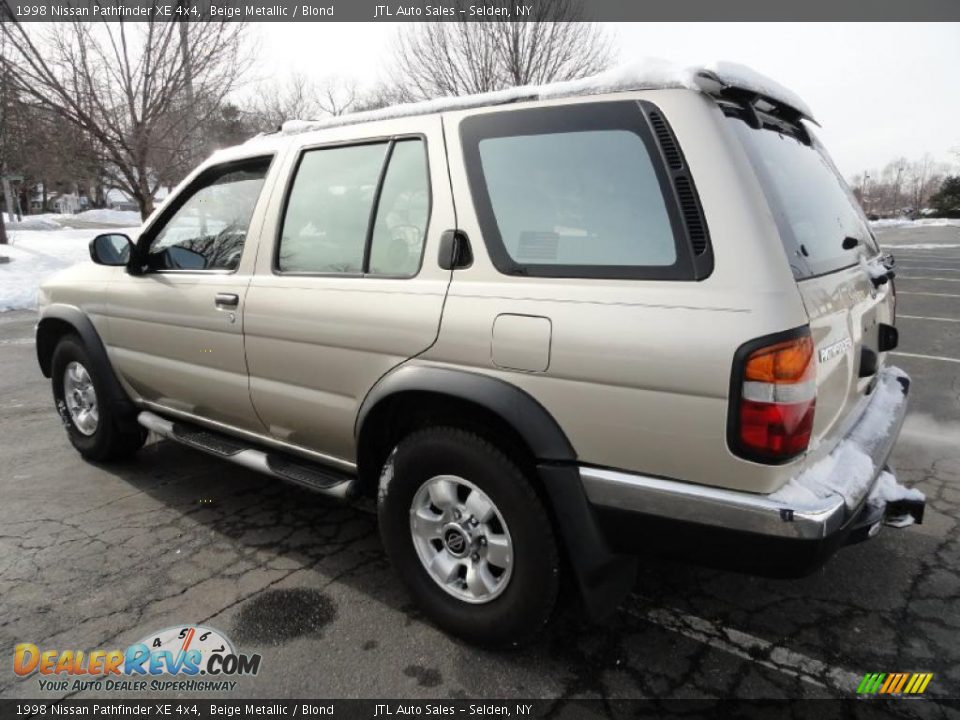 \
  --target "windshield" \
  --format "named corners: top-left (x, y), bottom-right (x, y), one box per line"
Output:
top-left (727, 114), bottom-right (876, 279)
